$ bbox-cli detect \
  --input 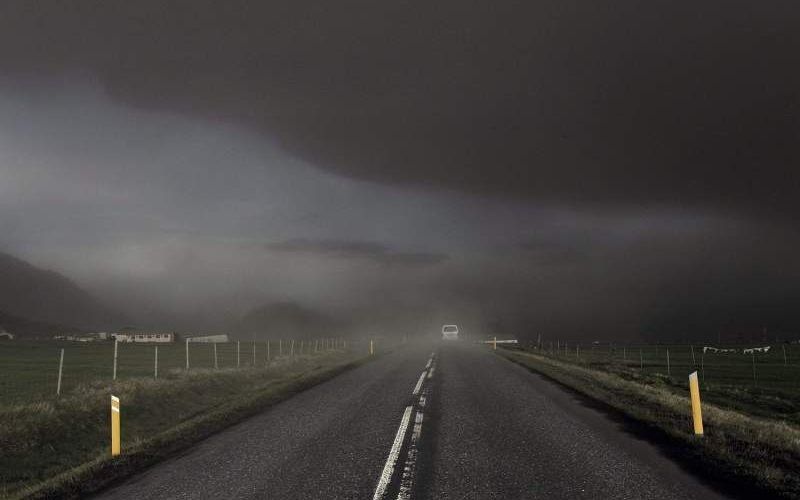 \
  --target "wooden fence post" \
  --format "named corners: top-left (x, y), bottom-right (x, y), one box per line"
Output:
top-left (56, 348), bottom-right (64, 396)
top-left (666, 348), bottom-right (671, 376)
top-left (113, 339), bottom-right (119, 380)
